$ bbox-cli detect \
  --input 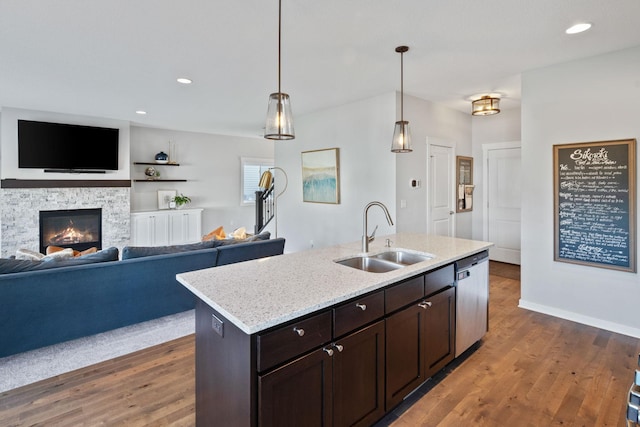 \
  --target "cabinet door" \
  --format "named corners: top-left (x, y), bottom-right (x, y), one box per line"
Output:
top-left (259, 347), bottom-right (333, 427)
top-left (169, 210), bottom-right (202, 245)
top-left (385, 303), bottom-right (426, 411)
top-left (130, 214), bottom-right (152, 246)
top-left (130, 213), bottom-right (169, 246)
top-left (333, 321), bottom-right (385, 427)
top-left (423, 286), bottom-right (456, 378)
